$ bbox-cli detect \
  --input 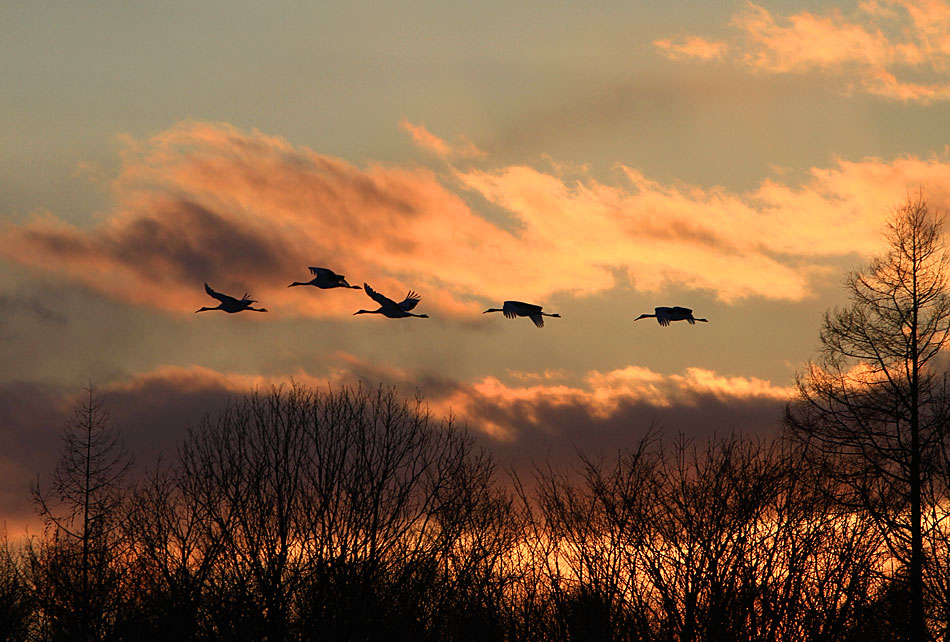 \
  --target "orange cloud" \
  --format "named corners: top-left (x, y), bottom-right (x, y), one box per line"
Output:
top-left (432, 365), bottom-right (796, 441)
top-left (0, 359), bottom-right (795, 540)
top-left (102, 359), bottom-right (795, 444)
top-left (2, 121), bottom-right (947, 316)
top-left (400, 119), bottom-right (485, 159)
top-left (115, 360), bottom-right (795, 445)
top-left (657, 0), bottom-right (950, 103)
top-left (100, 364), bottom-right (275, 396)
top-left (653, 36), bottom-right (728, 61)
